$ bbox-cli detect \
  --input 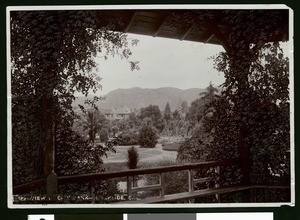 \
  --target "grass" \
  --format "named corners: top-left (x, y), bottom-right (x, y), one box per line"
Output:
top-left (102, 162), bottom-right (127, 172)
